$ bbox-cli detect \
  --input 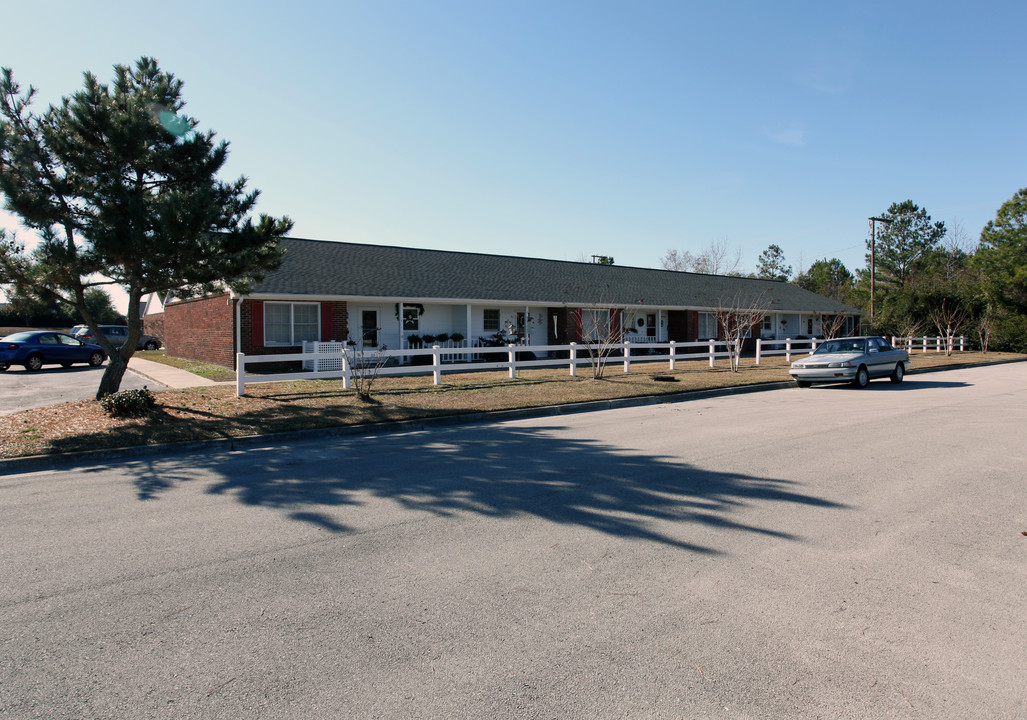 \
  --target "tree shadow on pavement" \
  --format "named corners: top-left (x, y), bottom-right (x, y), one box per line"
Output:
top-left (129, 420), bottom-right (846, 553)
